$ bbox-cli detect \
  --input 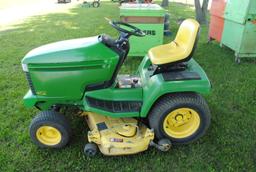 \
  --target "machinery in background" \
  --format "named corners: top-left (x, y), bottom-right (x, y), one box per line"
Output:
top-left (58, 0), bottom-right (71, 3)
top-left (208, 0), bottom-right (226, 43)
top-left (82, 0), bottom-right (100, 8)
top-left (120, 3), bottom-right (165, 56)
top-left (113, 0), bottom-right (153, 5)
top-left (164, 13), bottom-right (171, 36)
top-left (208, 0), bottom-right (256, 63)
top-left (221, 0), bottom-right (256, 63)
